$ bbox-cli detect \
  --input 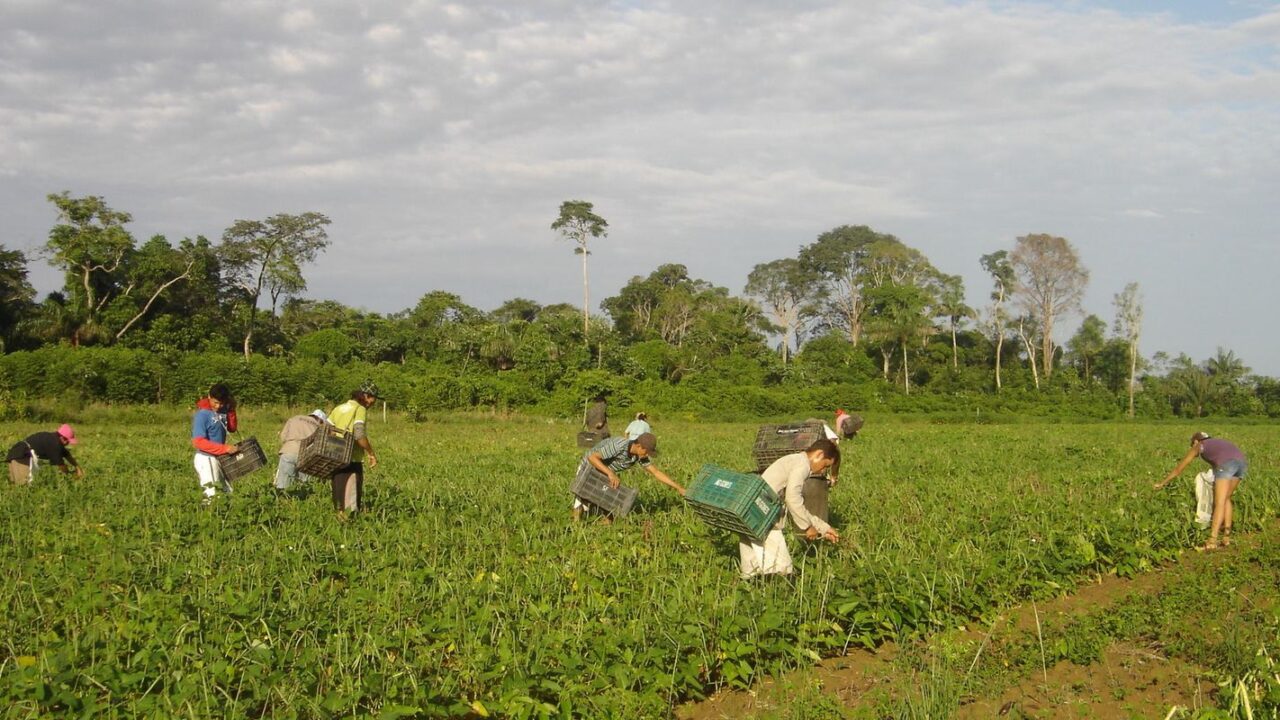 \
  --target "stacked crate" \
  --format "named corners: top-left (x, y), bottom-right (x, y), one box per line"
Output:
top-left (751, 421), bottom-right (825, 472)
top-left (569, 457), bottom-right (638, 517)
top-left (685, 464), bottom-right (782, 541)
top-left (297, 424), bottom-right (354, 476)
top-left (216, 437), bottom-right (268, 482)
